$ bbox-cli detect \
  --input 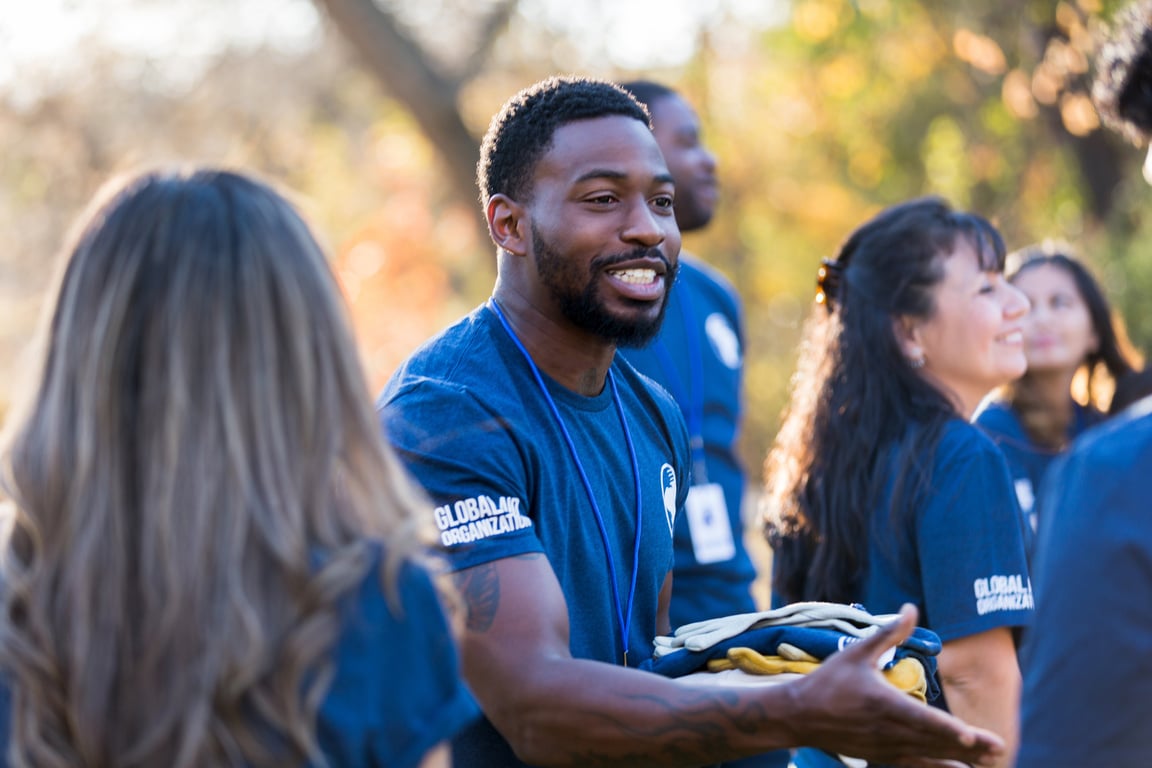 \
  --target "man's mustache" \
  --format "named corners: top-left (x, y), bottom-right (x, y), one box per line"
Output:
top-left (591, 248), bottom-right (676, 277)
